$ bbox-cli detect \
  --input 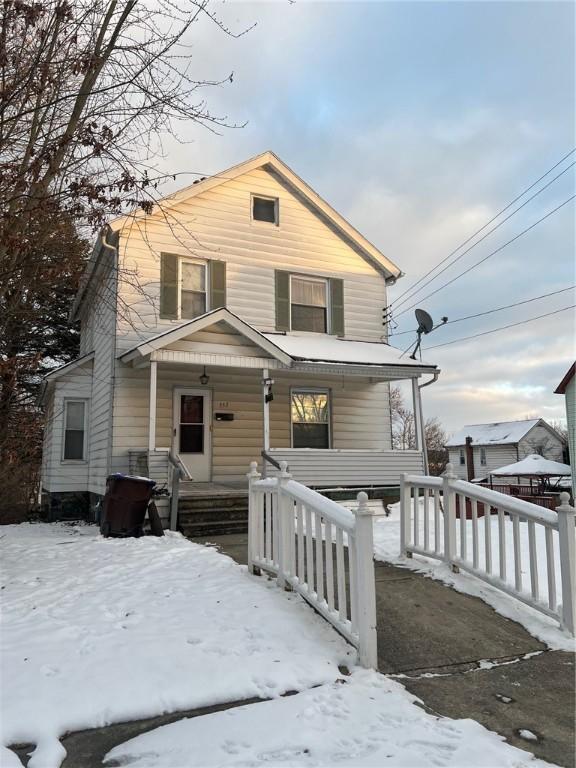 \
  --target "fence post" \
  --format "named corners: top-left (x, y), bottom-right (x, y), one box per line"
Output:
top-left (443, 463), bottom-right (458, 572)
top-left (400, 472), bottom-right (412, 558)
top-left (557, 492), bottom-right (576, 635)
top-left (276, 461), bottom-right (292, 589)
top-left (247, 461), bottom-right (261, 575)
top-left (354, 491), bottom-right (378, 669)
